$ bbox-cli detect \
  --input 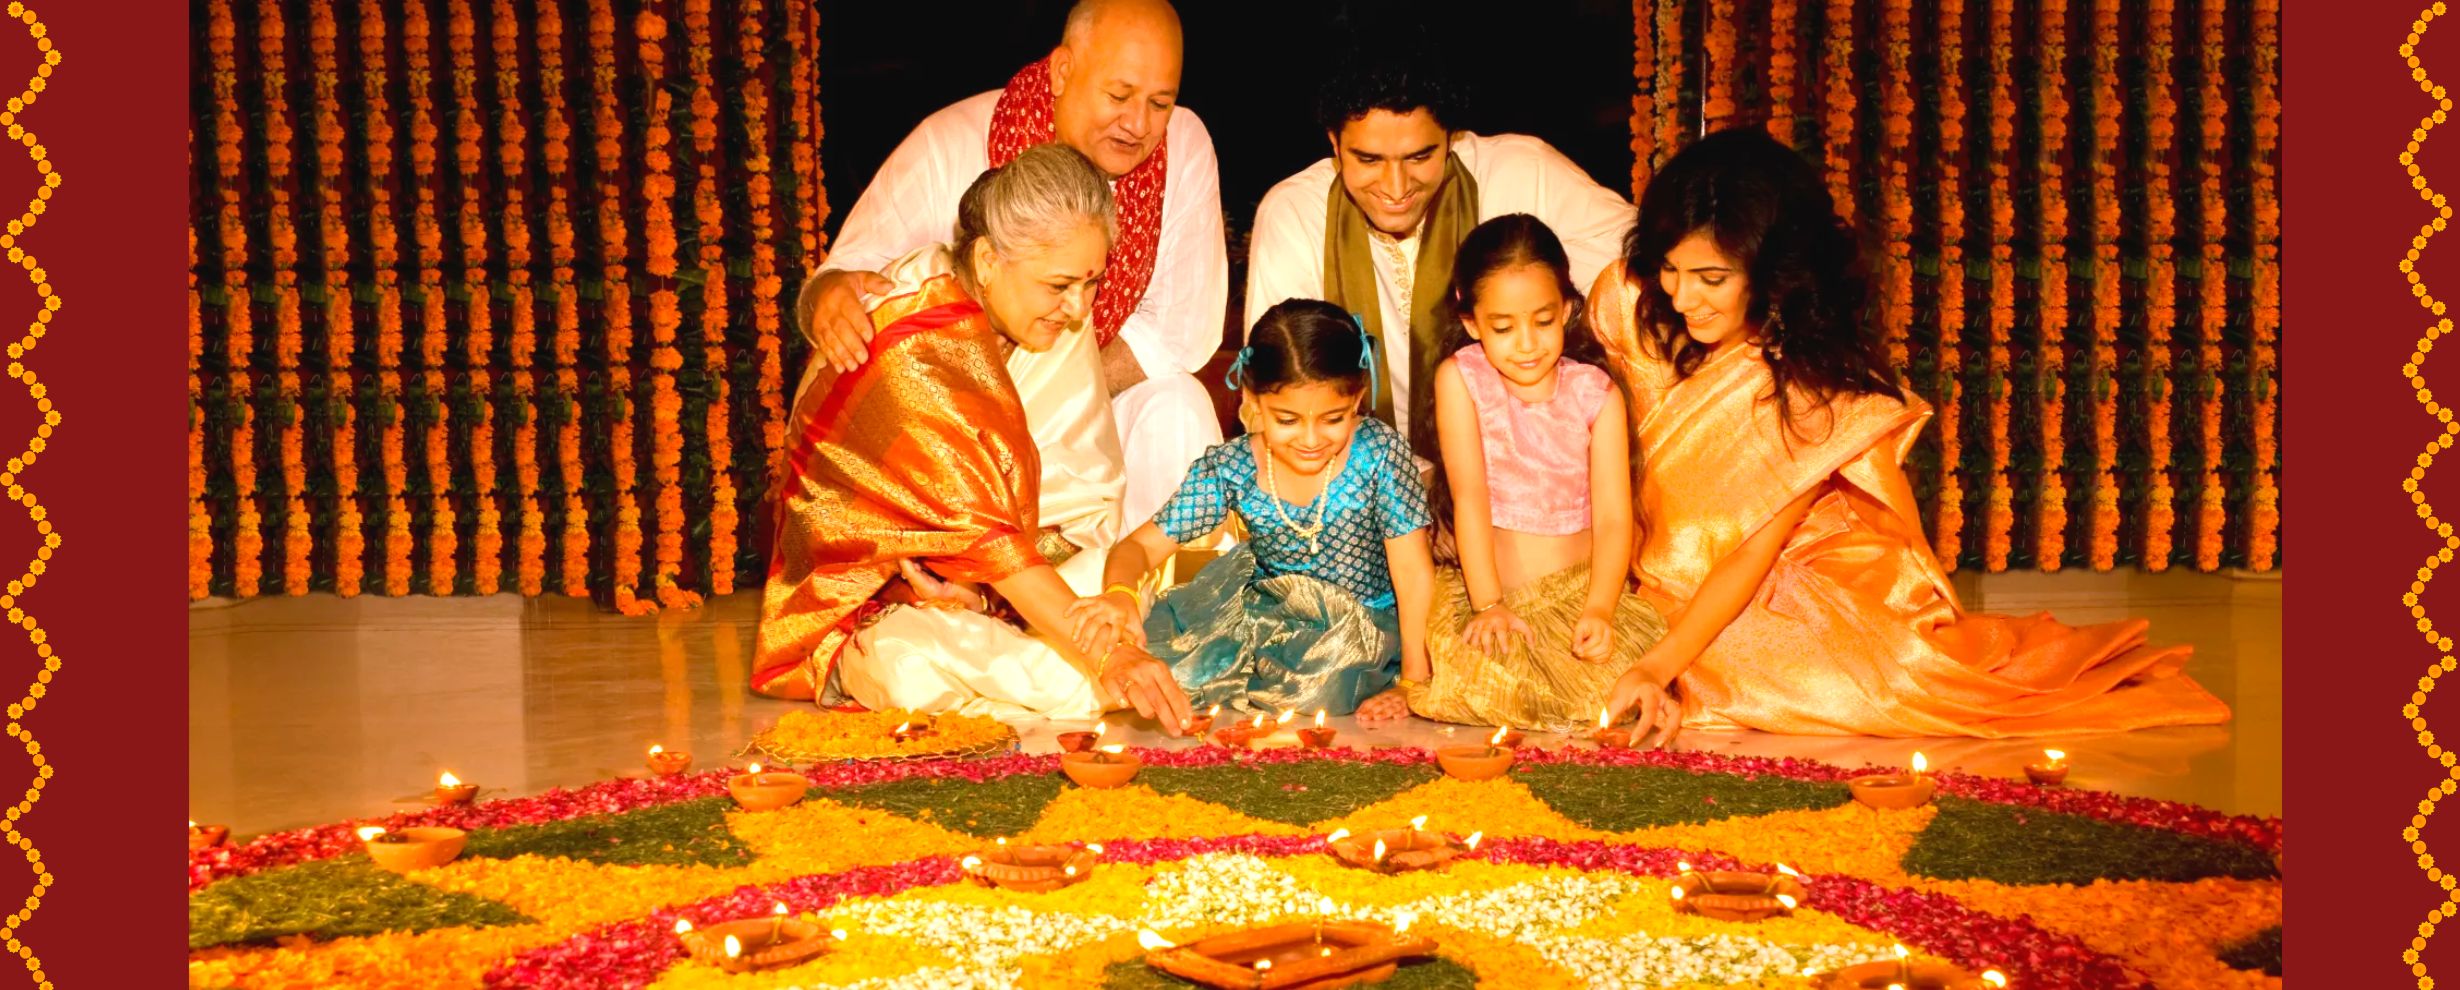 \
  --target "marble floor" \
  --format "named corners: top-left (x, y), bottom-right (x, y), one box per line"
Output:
top-left (188, 568), bottom-right (2281, 838)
